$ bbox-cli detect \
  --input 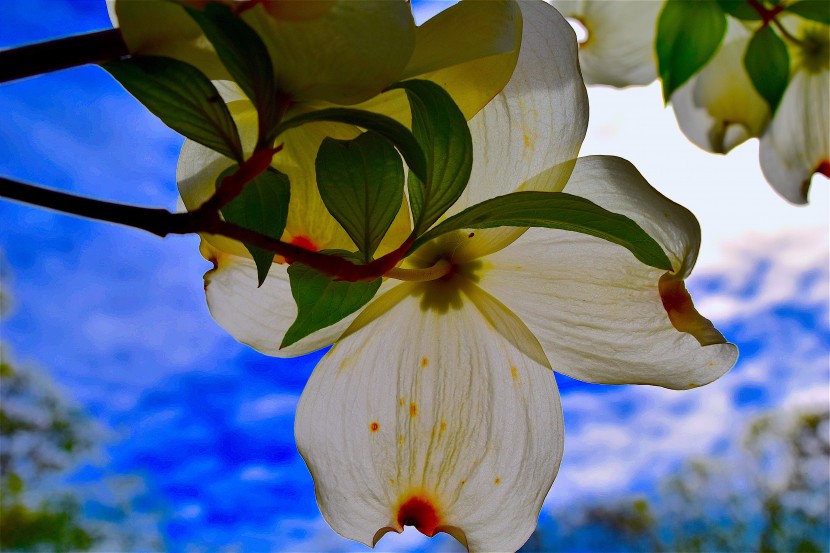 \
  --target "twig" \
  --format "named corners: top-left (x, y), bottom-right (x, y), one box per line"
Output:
top-left (0, 29), bottom-right (128, 83)
top-left (0, 176), bottom-right (410, 282)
